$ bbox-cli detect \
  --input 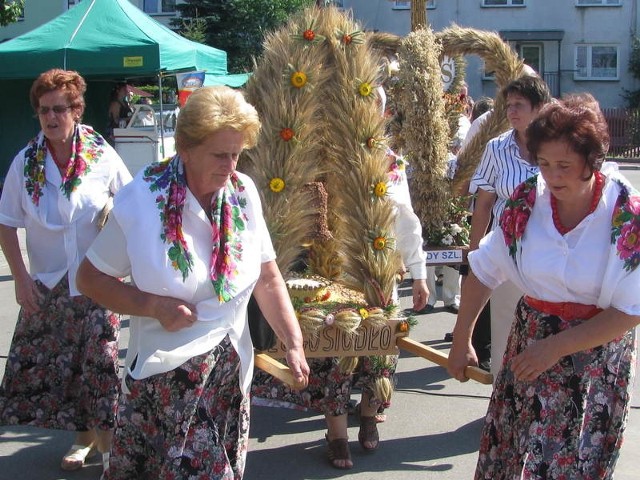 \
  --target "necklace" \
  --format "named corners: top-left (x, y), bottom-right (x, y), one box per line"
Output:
top-left (550, 171), bottom-right (604, 235)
